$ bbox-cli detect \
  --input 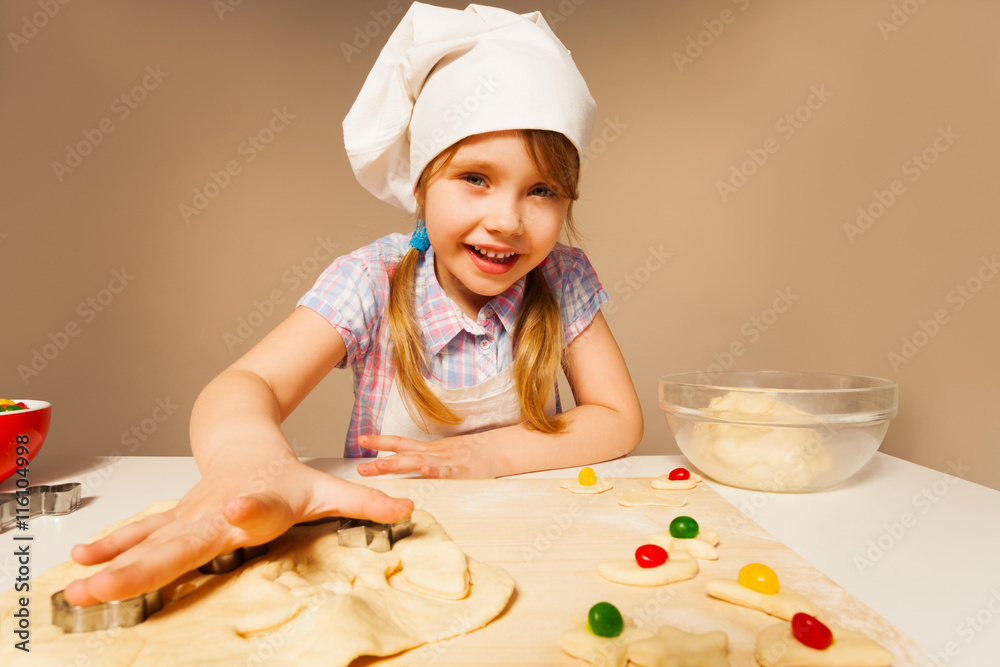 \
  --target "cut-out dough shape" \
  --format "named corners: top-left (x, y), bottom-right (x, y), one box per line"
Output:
top-left (651, 473), bottom-right (703, 491)
top-left (560, 618), bottom-right (655, 667)
top-left (618, 491), bottom-right (687, 508)
top-left (598, 550), bottom-right (698, 586)
top-left (648, 528), bottom-right (720, 560)
top-left (755, 621), bottom-right (894, 667)
top-left (561, 478), bottom-right (613, 494)
top-left (0, 504), bottom-right (514, 667)
top-left (705, 578), bottom-right (818, 621)
top-left (628, 624), bottom-right (732, 667)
